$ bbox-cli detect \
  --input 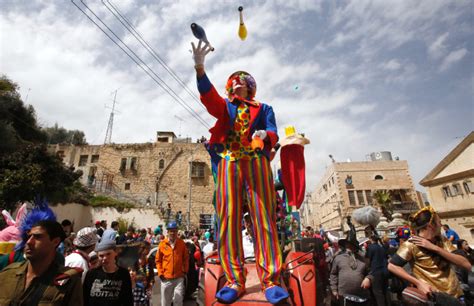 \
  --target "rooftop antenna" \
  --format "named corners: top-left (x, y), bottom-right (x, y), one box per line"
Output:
top-left (104, 89), bottom-right (120, 144)
top-left (174, 115), bottom-right (184, 138)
